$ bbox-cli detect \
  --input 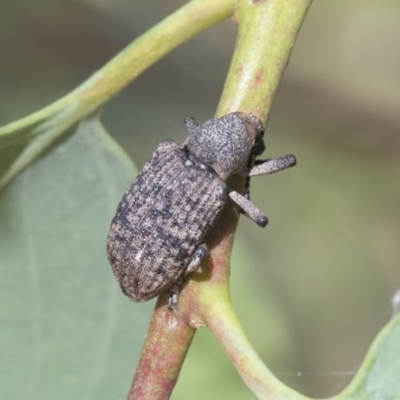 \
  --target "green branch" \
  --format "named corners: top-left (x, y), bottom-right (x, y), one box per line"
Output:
top-left (217, 0), bottom-right (313, 122)
top-left (0, 0), bottom-right (234, 189)
top-left (131, 1), bottom-right (314, 399)
top-left (198, 0), bottom-right (314, 398)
